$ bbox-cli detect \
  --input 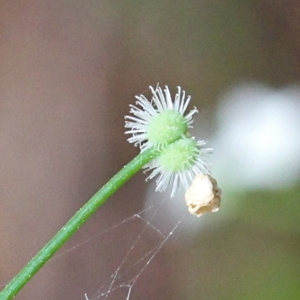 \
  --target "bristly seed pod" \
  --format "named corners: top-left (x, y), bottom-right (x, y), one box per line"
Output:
top-left (125, 84), bottom-right (212, 197)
